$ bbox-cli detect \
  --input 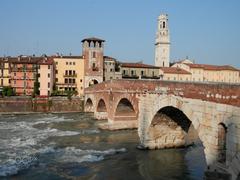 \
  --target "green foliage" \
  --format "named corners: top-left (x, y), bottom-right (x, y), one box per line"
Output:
top-left (2, 87), bottom-right (14, 96)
